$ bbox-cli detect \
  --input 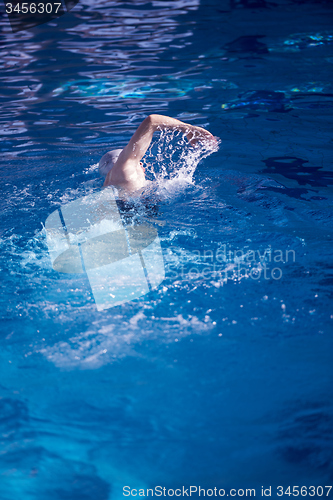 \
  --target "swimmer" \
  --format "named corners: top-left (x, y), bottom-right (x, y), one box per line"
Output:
top-left (99, 114), bottom-right (217, 193)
